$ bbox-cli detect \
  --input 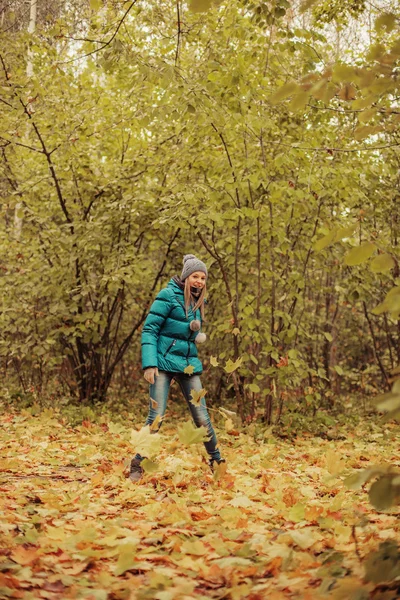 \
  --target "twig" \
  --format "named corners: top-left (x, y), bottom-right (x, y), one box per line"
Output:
top-left (211, 122), bottom-right (240, 208)
top-left (362, 300), bottom-right (389, 386)
top-left (0, 135), bottom-right (42, 153)
top-left (61, 0), bottom-right (139, 64)
top-left (175, 0), bottom-right (181, 67)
